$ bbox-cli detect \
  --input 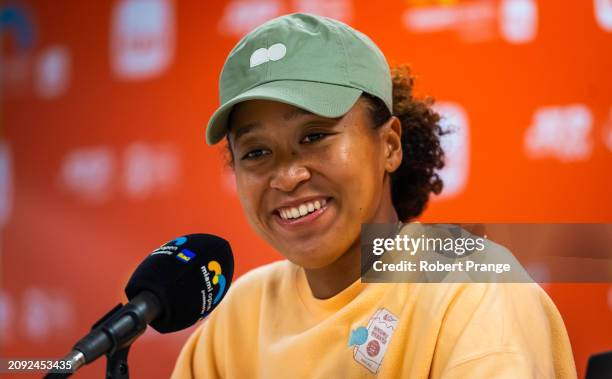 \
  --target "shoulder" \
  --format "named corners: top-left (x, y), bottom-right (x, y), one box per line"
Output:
top-left (415, 281), bottom-right (560, 328)
top-left (422, 282), bottom-right (575, 377)
top-left (407, 281), bottom-right (568, 356)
